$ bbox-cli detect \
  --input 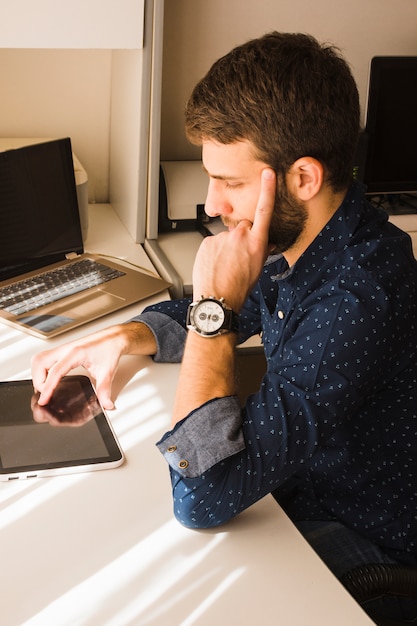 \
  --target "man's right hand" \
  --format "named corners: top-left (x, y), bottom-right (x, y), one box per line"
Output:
top-left (31, 321), bottom-right (157, 410)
